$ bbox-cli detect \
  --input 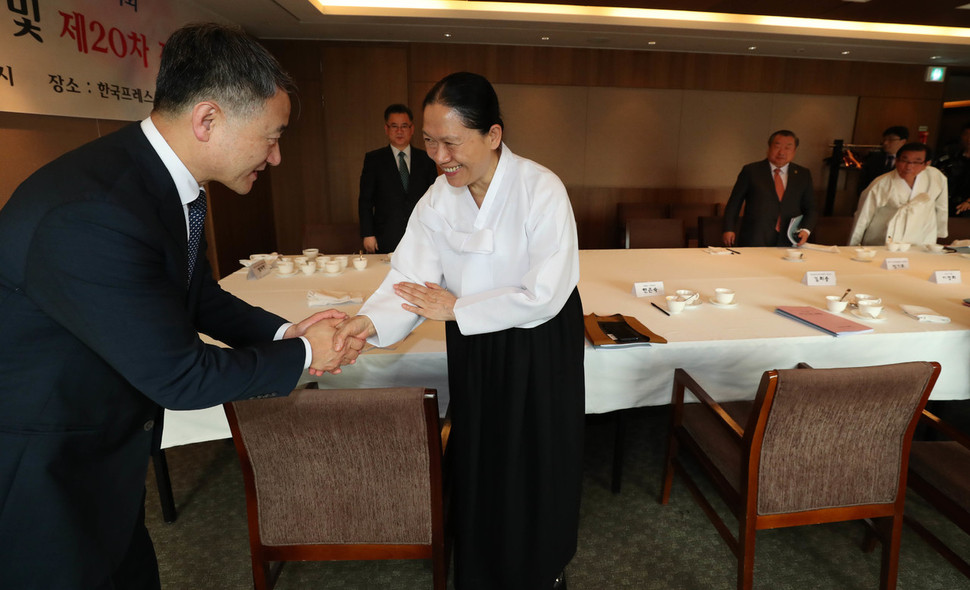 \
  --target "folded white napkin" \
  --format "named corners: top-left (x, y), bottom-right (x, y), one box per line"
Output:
top-left (802, 243), bottom-right (840, 253)
top-left (306, 289), bottom-right (363, 306)
top-left (899, 305), bottom-right (950, 323)
top-left (705, 247), bottom-right (732, 255)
